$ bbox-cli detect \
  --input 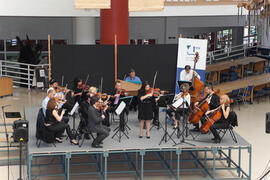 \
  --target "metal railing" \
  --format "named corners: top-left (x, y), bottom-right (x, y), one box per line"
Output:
top-left (165, 0), bottom-right (238, 6)
top-left (0, 60), bottom-right (49, 90)
top-left (206, 42), bottom-right (258, 64)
